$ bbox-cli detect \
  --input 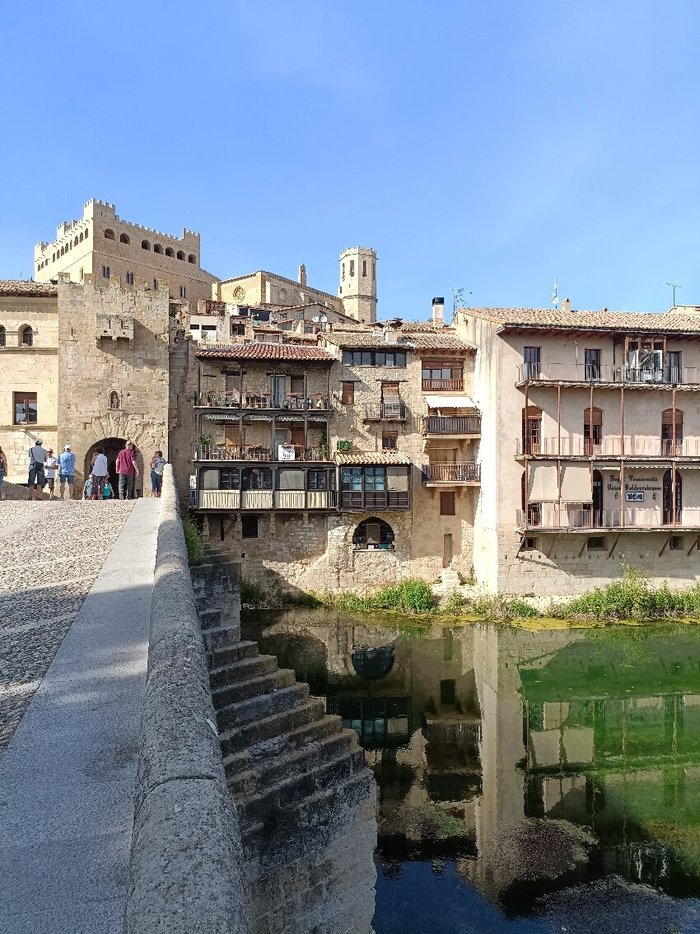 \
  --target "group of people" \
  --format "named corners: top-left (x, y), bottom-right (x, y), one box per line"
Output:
top-left (0, 440), bottom-right (167, 501)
